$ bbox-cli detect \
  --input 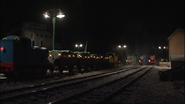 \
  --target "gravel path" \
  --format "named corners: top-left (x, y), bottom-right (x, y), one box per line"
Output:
top-left (110, 65), bottom-right (184, 104)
